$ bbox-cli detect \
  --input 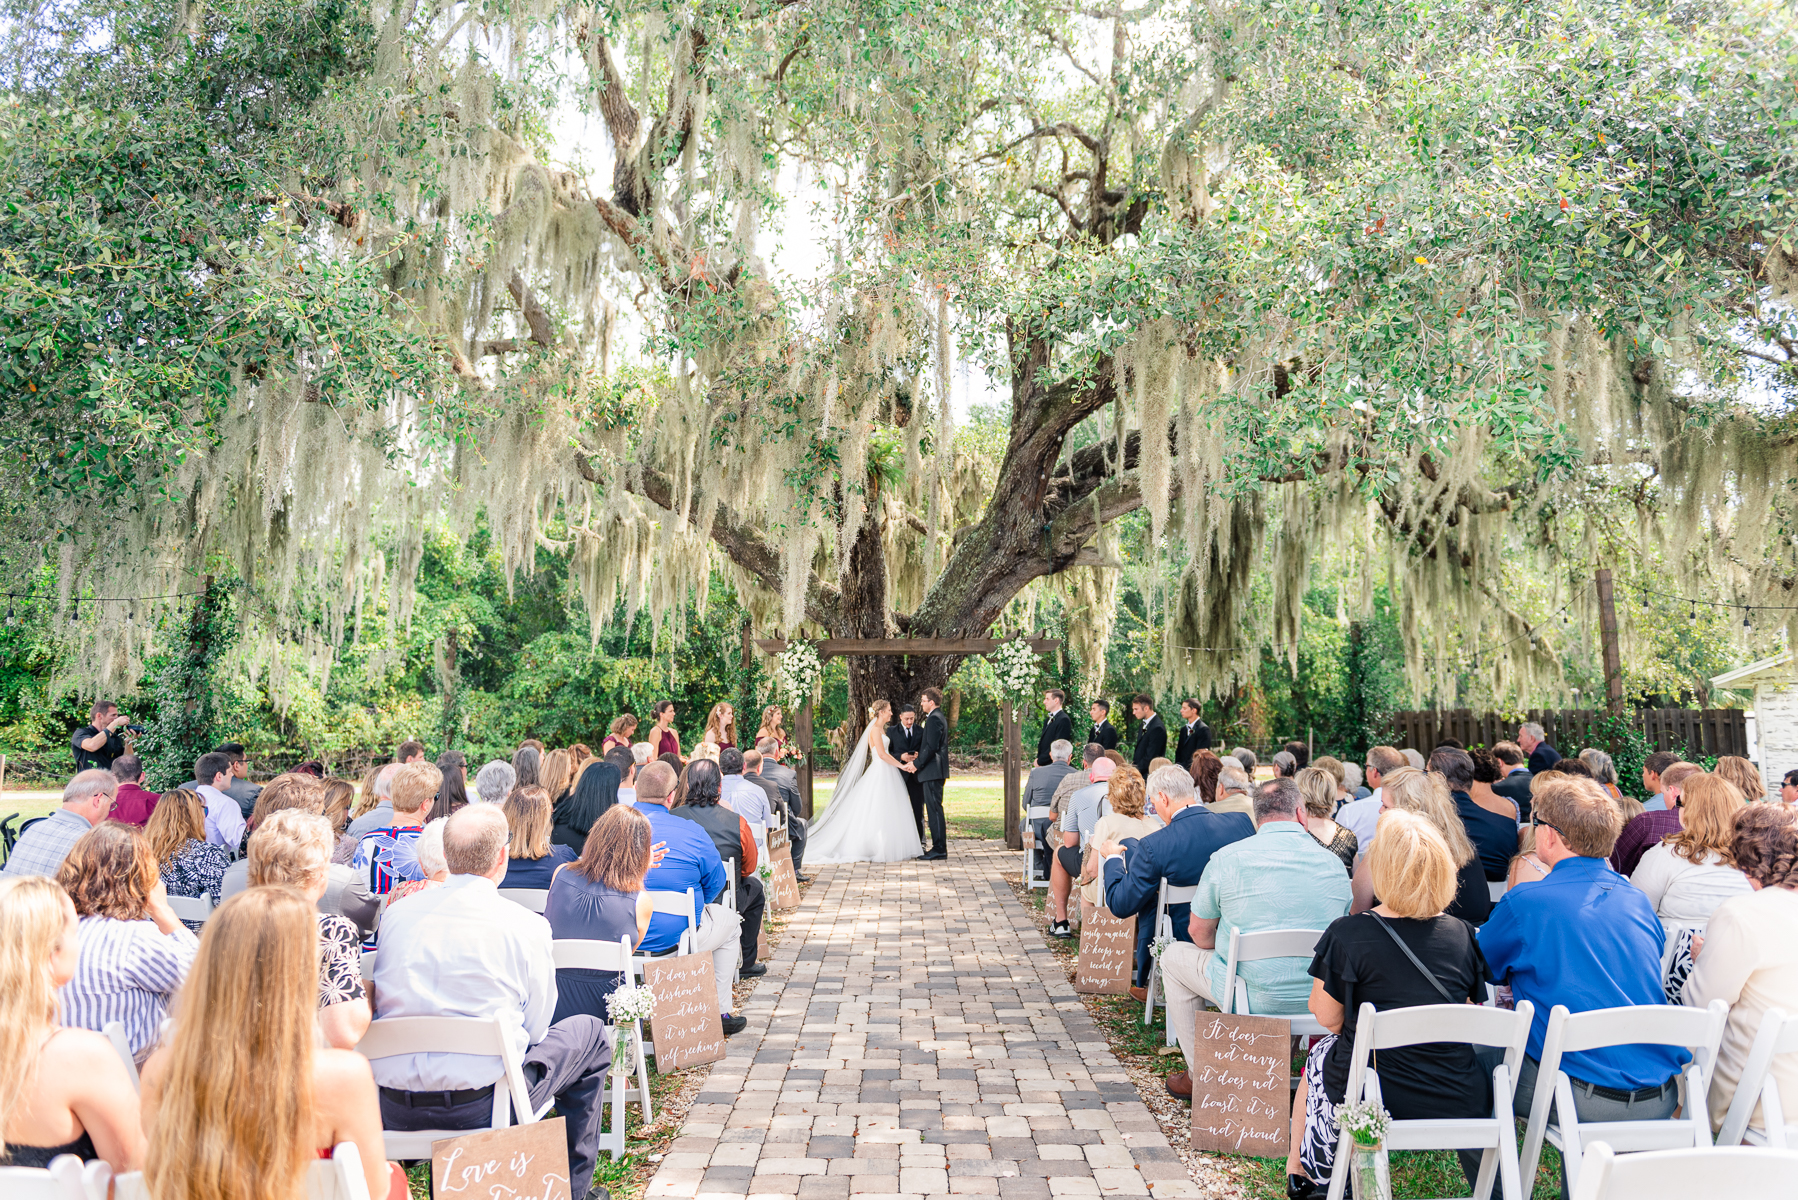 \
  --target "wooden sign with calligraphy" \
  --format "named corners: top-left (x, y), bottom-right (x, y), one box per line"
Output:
top-left (1073, 901), bottom-right (1136, 994)
top-left (641, 953), bottom-right (727, 1071)
top-left (1187, 1012), bottom-right (1292, 1156)
top-left (431, 1116), bottom-right (568, 1200)
top-left (768, 825), bottom-right (800, 911)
